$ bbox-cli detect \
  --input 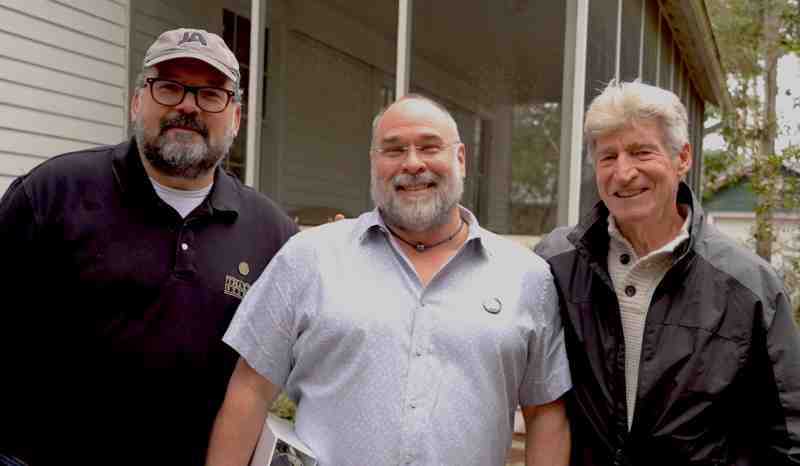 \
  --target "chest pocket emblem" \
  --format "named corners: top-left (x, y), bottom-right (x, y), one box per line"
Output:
top-left (225, 261), bottom-right (252, 300)
top-left (482, 297), bottom-right (502, 315)
top-left (224, 275), bottom-right (250, 300)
